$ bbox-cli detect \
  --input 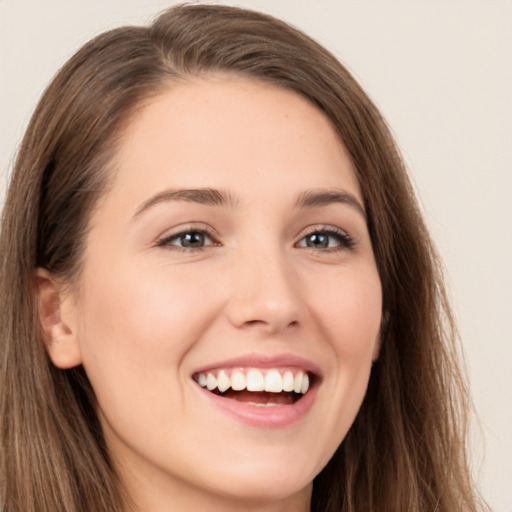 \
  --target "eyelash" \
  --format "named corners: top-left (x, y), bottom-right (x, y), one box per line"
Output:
top-left (296, 226), bottom-right (355, 252)
top-left (156, 225), bottom-right (355, 253)
top-left (156, 225), bottom-right (219, 252)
